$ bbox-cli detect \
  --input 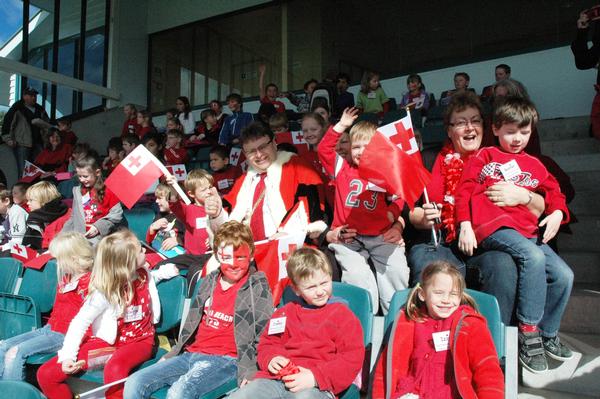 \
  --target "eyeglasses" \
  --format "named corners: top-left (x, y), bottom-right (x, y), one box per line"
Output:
top-left (449, 118), bottom-right (483, 130)
top-left (243, 139), bottom-right (273, 158)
